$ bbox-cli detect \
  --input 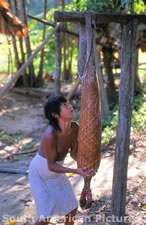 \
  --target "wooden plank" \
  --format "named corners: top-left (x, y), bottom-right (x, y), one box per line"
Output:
top-left (0, 167), bottom-right (28, 175)
top-left (0, 24), bottom-right (61, 99)
top-left (111, 19), bottom-right (138, 225)
top-left (54, 11), bottom-right (146, 24)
